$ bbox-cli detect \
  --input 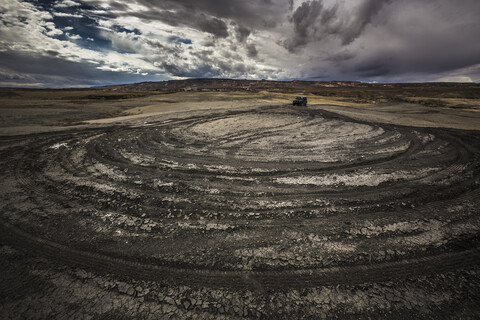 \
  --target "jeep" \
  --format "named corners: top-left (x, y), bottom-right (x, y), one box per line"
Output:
top-left (293, 95), bottom-right (307, 106)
